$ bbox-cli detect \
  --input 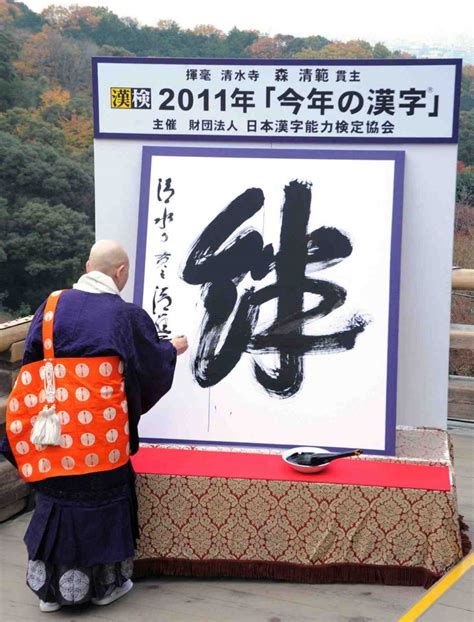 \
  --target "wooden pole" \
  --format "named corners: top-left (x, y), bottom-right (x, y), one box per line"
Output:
top-left (452, 269), bottom-right (474, 291)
